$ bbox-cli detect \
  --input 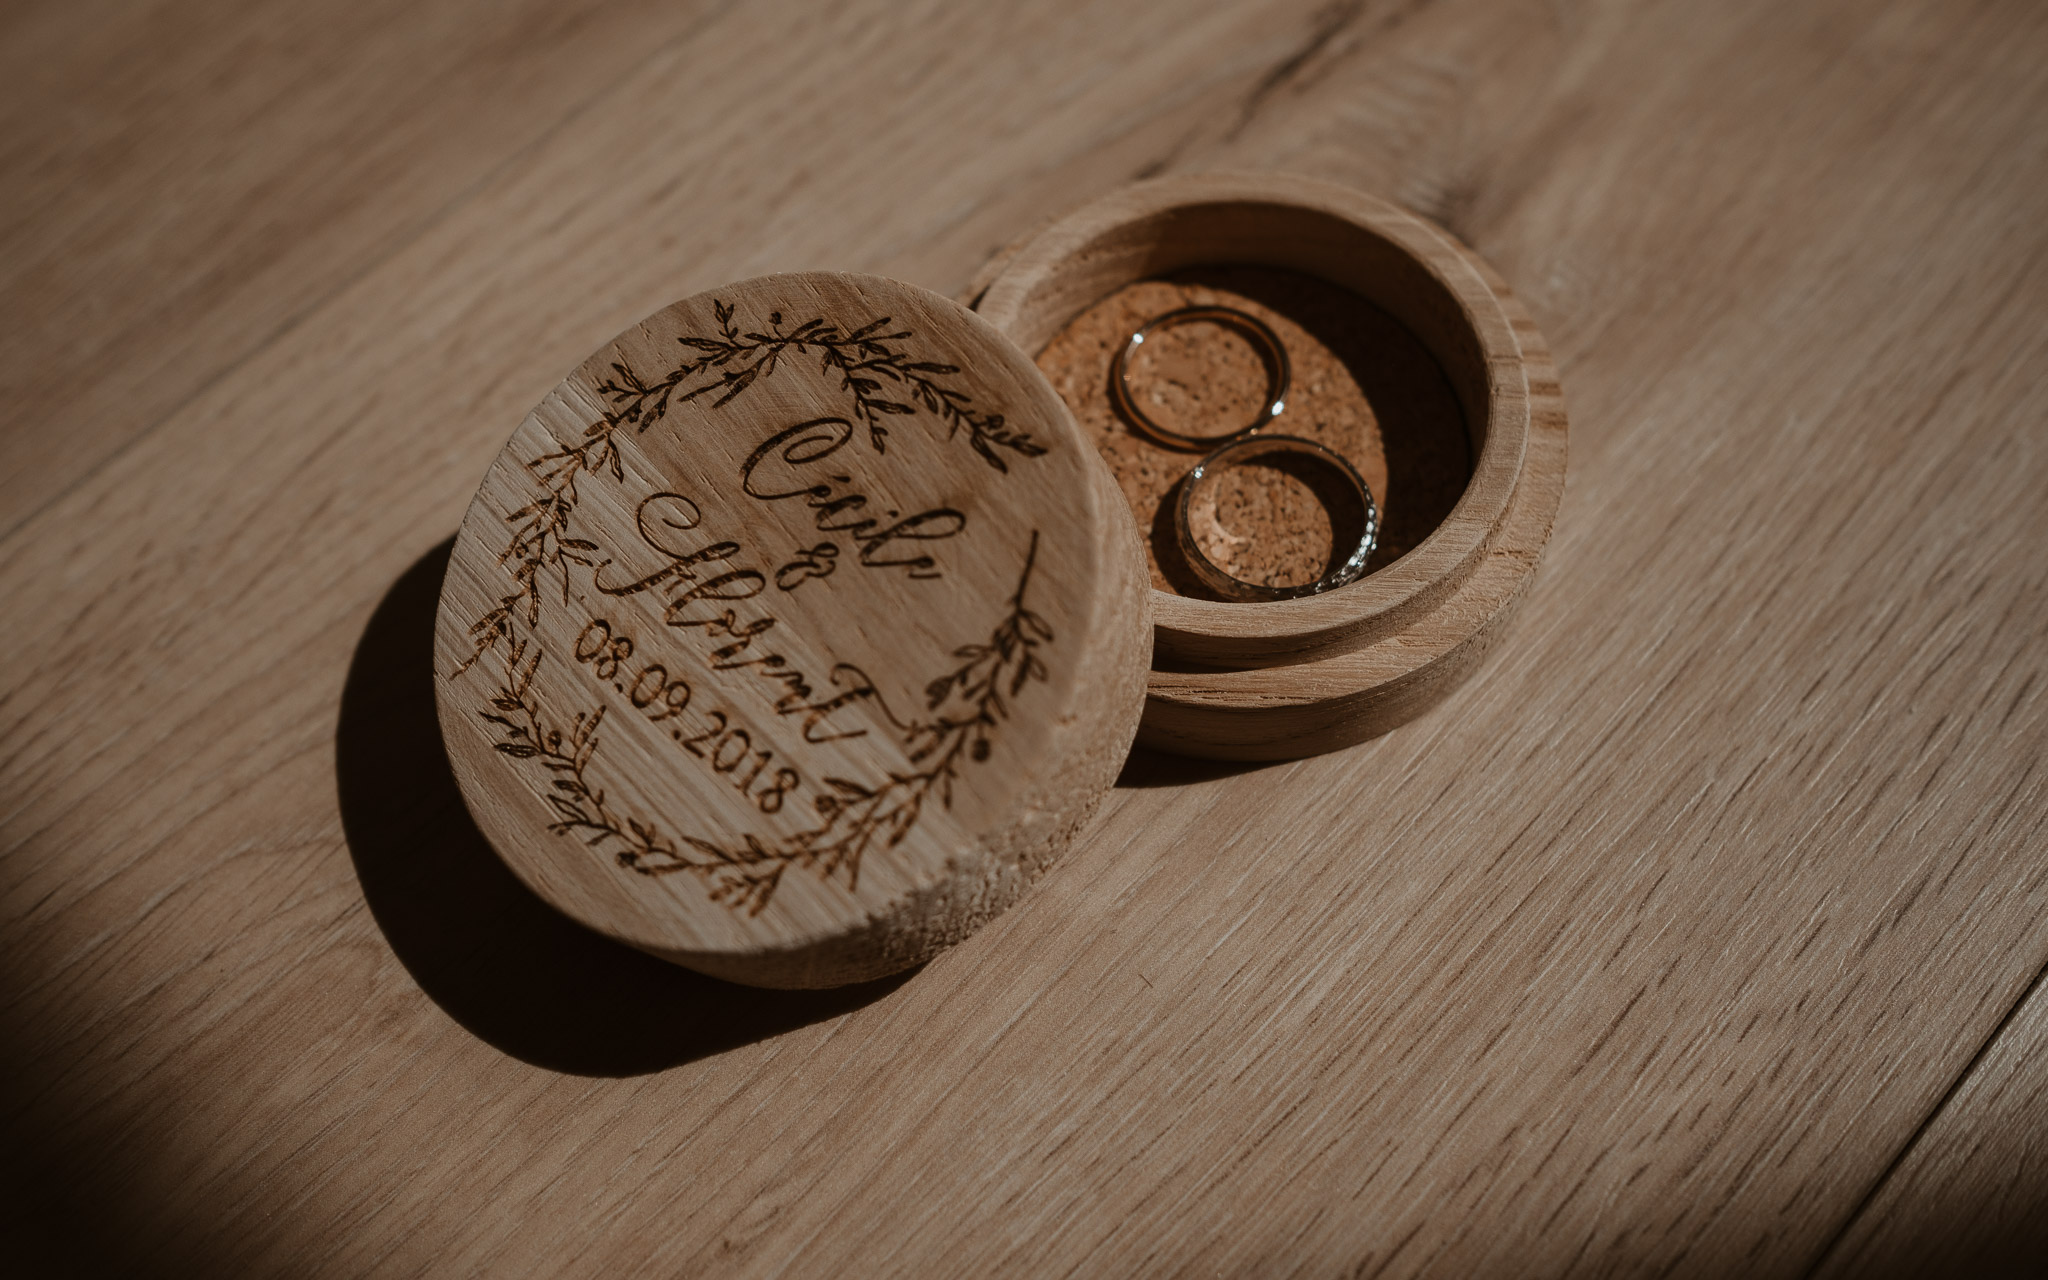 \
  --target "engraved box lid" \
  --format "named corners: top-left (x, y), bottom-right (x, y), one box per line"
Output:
top-left (435, 272), bottom-right (1151, 989)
